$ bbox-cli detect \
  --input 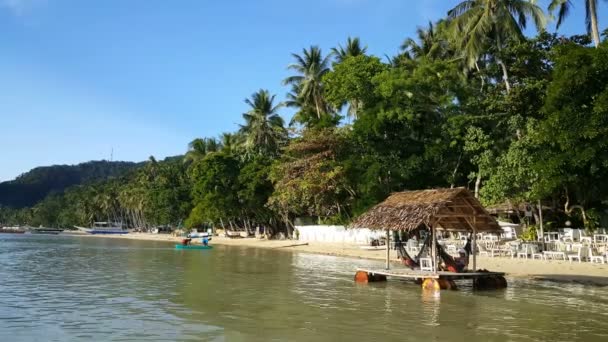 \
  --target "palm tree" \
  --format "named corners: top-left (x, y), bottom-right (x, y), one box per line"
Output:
top-left (183, 138), bottom-right (219, 163)
top-left (549, 0), bottom-right (606, 47)
top-left (331, 37), bottom-right (367, 63)
top-left (219, 132), bottom-right (240, 155)
top-left (448, 0), bottom-right (546, 93)
top-left (283, 46), bottom-right (333, 119)
top-left (401, 20), bottom-right (455, 61)
top-left (401, 21), bottom-right (438, 59)
top-left (239, 89), bottom-right (287, 156)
